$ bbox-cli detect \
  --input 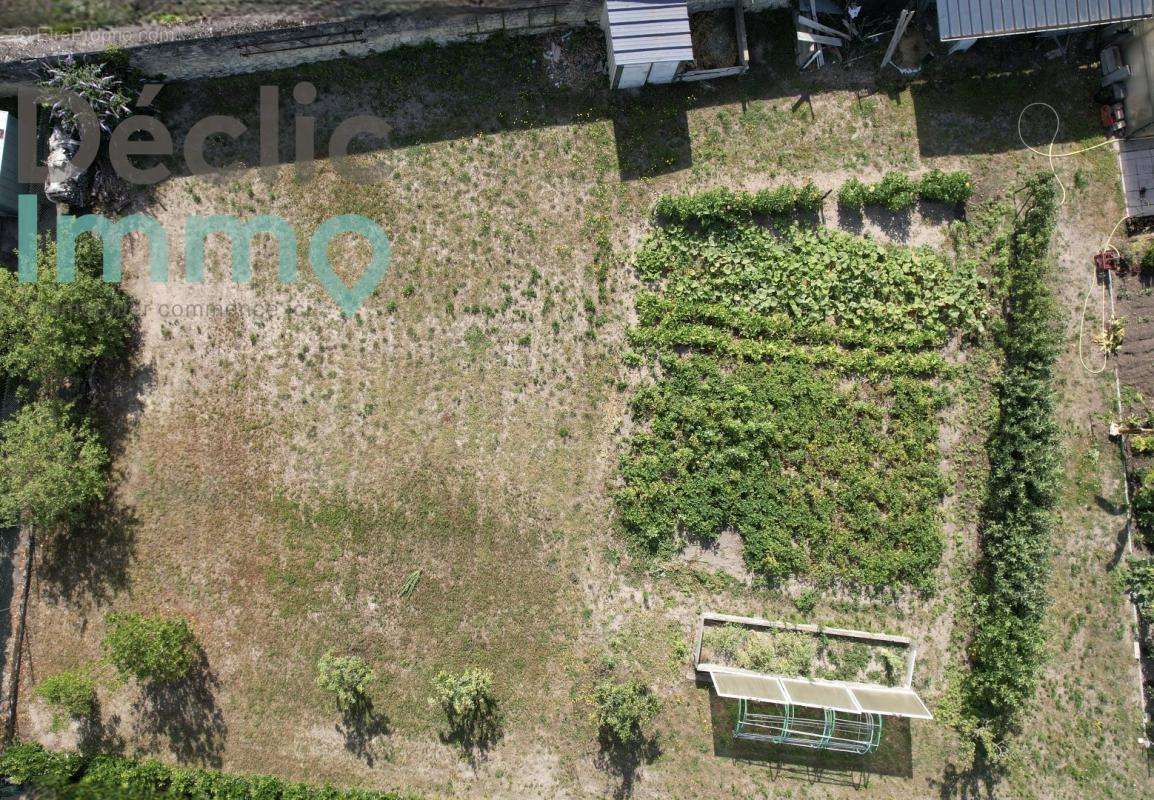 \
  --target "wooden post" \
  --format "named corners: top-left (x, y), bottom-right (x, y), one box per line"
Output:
top-left (3, 525), bottom-right (34, 743)
top-left (881, 9), bottom-right (914, 71)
